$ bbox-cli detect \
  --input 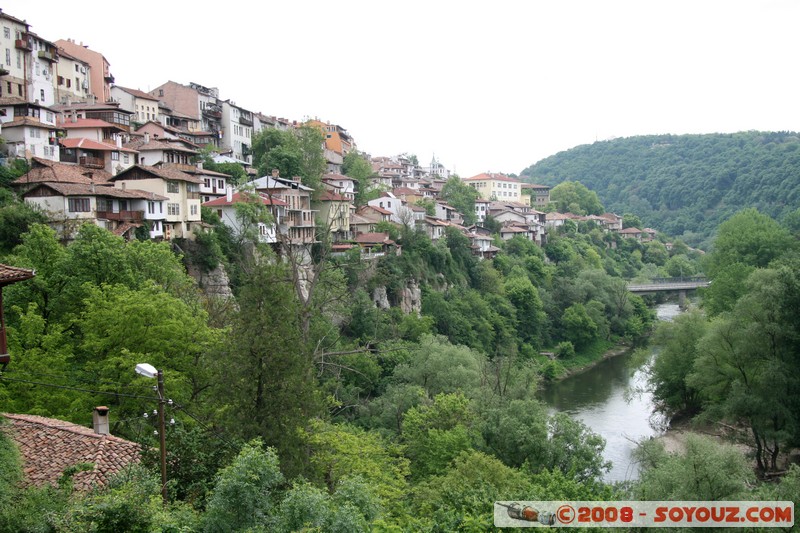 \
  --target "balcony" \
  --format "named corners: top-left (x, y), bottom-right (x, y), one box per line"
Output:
top-left (104, 73), bottom-right (115, 83)
top-left (38, 50), bottom-right (58, 63)
top-left (187, 192), bottom-right (200, 200)
top-left (203, 106), bottom-right (222, 119)
top-left (96, 210), bottom-right (144, 222)
top-left (0, 66), bottom-right (8, 76)
top-left (79, 156), bottom-right (105, 169)
top-left (239, 114), bottom-right (253, 127)
top-left (15, 38), bottom-right (32, 51)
